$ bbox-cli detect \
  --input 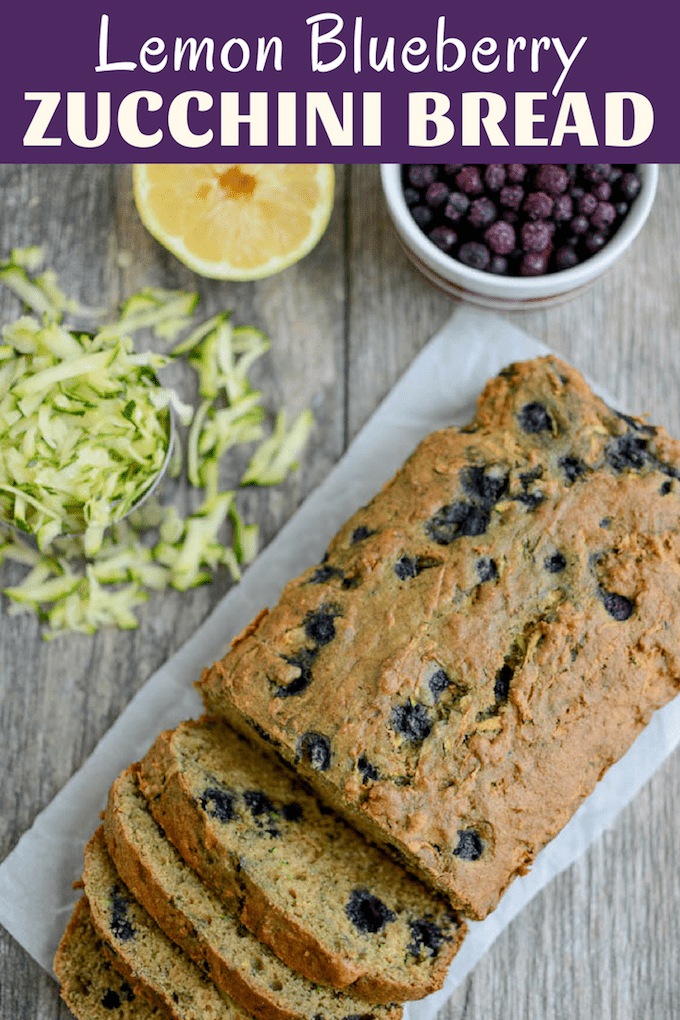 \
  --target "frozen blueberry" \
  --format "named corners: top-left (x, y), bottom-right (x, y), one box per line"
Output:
top-left (553, 194), bottom-right (573, 221)
top-left (297, 732), bottom-right (332, 771)
top-left (518, 402), bottom-right (553, 433)
top-left (408, 918), bottom-right (449, 959)
top-left (452, 828), bottom-right (484, 861)
top-left (425, 181), bottom-right (450, 208)
top-left (591, 202), bottom-right (616, 230)
top-left (570, 214), bottom-right (589, 235)
top-left (200, 787), bottom-right (236, 823)
top-left (429, 225), bottom-right (457, 252)
top-left (110, 886), bottom-right (136, 942)
top-left (426, 501), bottom-right (491, 544)
top-left (345, 888), bottom-right (396, 934)
top-left (456, 165), bottom-right (484, 195)
top-left (577, 192), bottom-right (597, 215)
top-left (615, 201), bottom-right (629, 217)
top-left (305, 607), bottom-right (338, 646)
top-left (444, 163), bottom-right (464, 176)
top-left (408, 164), bottom-right (438, 188)
top-left (601, 590), bottom-right (634, 621)
top-left (524, 191), bottom-right (553, 220)
top-left (403, 187), bottom-right (420, 207)
top-left (391, 701), bottom-right (432, 742)
top-left (520, 252), bottom-right (549, 276)
top-left (521, 221), bottom-right (552, 254)
top-left (468, 196), bottom-right (497, 229)
top-left (585, 231), bottom-right (608, 254)
top-left (351, 525), bottom-right (374, 544)
top-left (534, 164), bottom-right (568, 194)
top-left (429, 668), bottom-right (452, 699)
top-left (594, 181), bottom-right (612, 201)
top-left (494, 664), bottom-right (512, 701)
top-left (484, 164), bottom-right (506, 190)
top-left (544, 552), bottom-right (567, 573)
top-left (489, 255), bottom-right (509, 274)
top-left (506, 163), bottom-right (527, 183)
top-left (357, 754), bottom-right (379, 783)
top-left (411, 206), bottom-right (433, 230)
top-left (620, 172), bottom-right (641, 201)
top-left (555, 245), bottom-right (579, 270)
top-left (500, 184), bottom-right (524, 210)
top-left (560, 455), bottom-right (587, 483)
top-left (583, 163), bottom-right (611, 183)
top-left (457, 241), bottom-right (490, 271)
top-left (485, 220), bottom-right (515, 255)
top-left (444, 191), bottom-right (470, 221)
